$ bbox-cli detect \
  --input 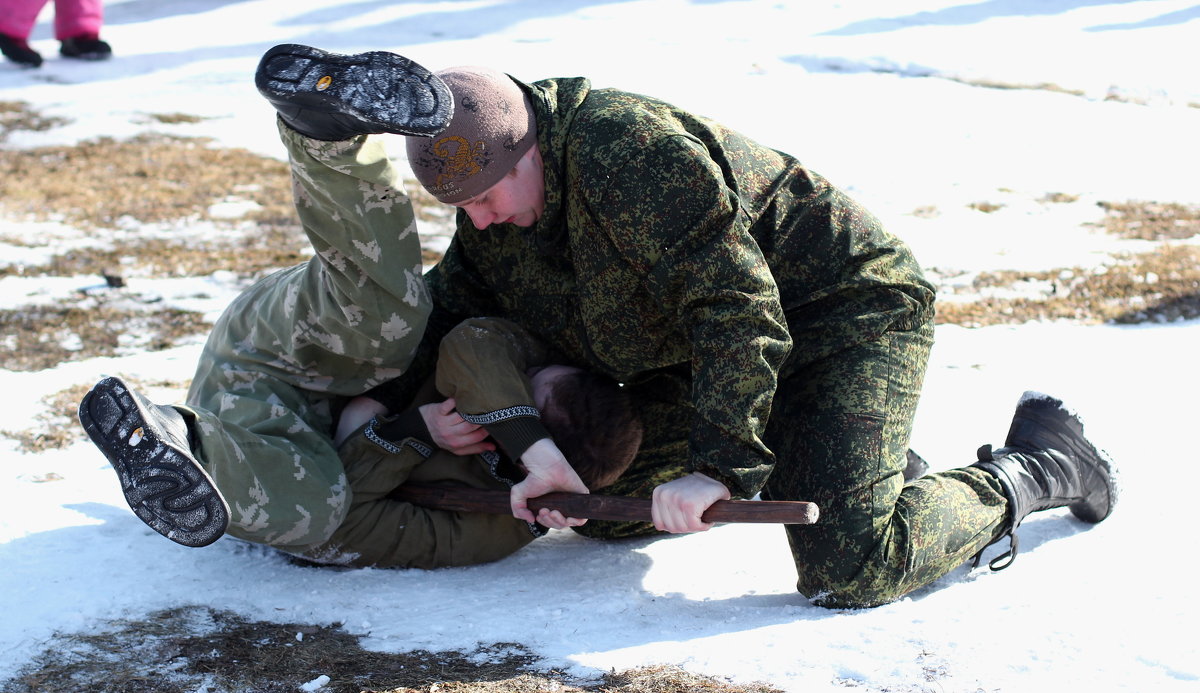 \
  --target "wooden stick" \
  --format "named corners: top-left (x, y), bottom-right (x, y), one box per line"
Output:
top-left (392, 483), bottom-right (819, 525)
